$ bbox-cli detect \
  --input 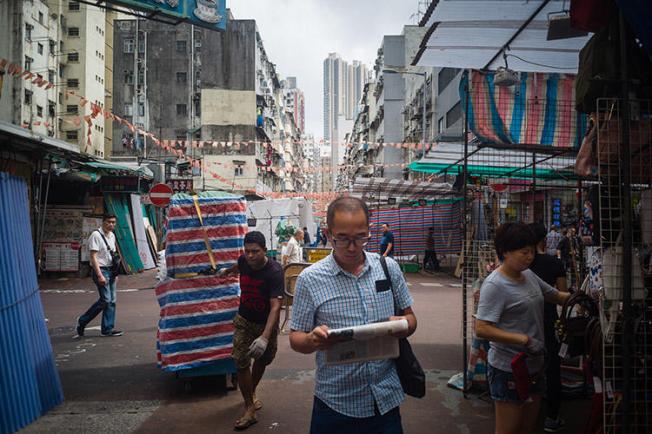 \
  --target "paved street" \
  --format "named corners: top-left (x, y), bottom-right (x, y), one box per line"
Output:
top-left (24, 270), bottom-right (589, 434)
